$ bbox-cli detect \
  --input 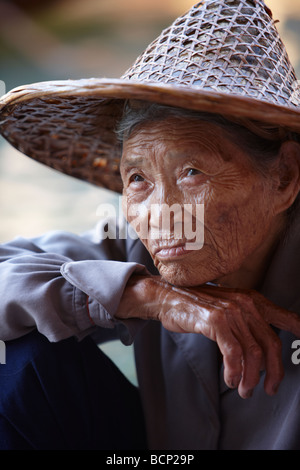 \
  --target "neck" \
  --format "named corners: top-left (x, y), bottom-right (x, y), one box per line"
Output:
top-left (216, 216), bottom-right (285, 290)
